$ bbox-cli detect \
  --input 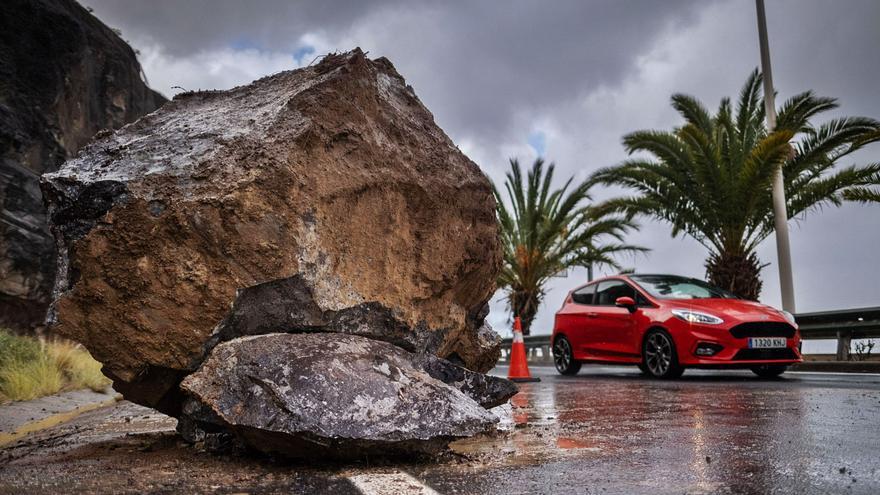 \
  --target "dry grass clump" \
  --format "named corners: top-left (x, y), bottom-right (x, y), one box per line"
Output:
top-left (0, 354), bottom-right (63, 402)
top-left (0, 329), bottom-right (111, 402)
top-left (46, 339), bottom-right (113, 392)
